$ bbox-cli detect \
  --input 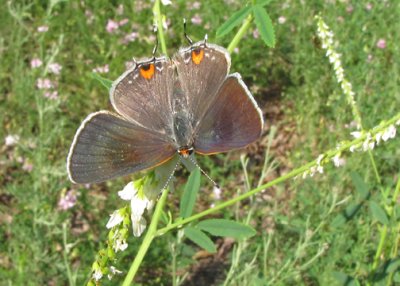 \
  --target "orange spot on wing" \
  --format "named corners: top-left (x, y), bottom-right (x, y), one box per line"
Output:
top-left (191, 48), bottom-right (204, 65)
top-left (139, 63), bottom-right (155, 79)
